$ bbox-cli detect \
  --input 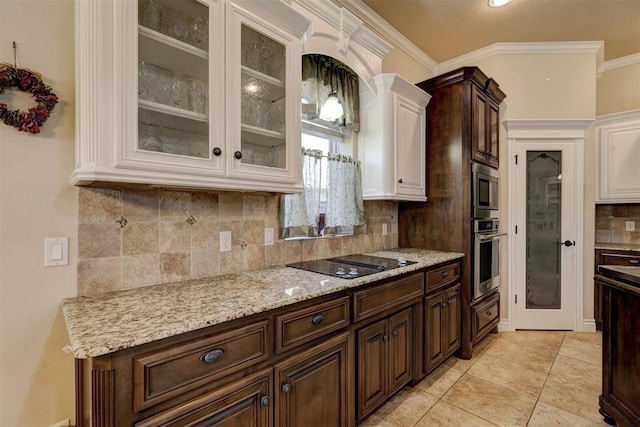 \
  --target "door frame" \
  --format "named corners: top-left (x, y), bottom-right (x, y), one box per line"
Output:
top-left (505, 120), bottom-right (591, 331)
